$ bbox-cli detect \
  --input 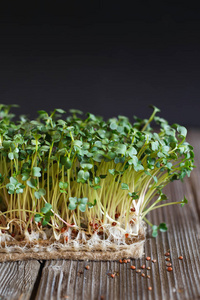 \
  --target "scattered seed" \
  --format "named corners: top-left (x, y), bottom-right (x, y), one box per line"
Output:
top-left (131, 265), bottom-right (136, 270)
top-left (130, 207), bottom-right (135, 212)
top-left (165, 252), bottom-right (170, 256)
top-left (136, 269), bottom-right (141, 273)
top-left (111, 274), bottom-right (115, 278)
top-left (123, 259), bottom-right (128, 263)
top-left (148, 287), bottom-right (152, 291)
top-left (127, 259), bottom-right (131, 263)
top-left (125, 233), bottom-right (129, 238)
top-left (141, 264), bottom-right (145, 269)
top-left (119, 259), bottom-right (123, 264)
top-left (61, 226), bottom-right (67, 233)
top-left (178, 256), bottom-right (183, 260)
top-left (141, 273), bottom-right (145, 277)
top-left (166, 263), bottom-right (172, 267)
top-left (152, 259), bottom-right (157, 263)
top-left (146, 257), bottom-right (151, 261)
top-left (147, 275), bottom-right (150, 279)
top-left (112, 222), bottom-right (117, 226)
top-left (147, 267), bottom-right (151, 270)
top-left (167, 267), bottom-right (173, 272)
top-left (85, 265), bottom-right (90, 270)
top-left (166, 258), bottom-right (170, 261)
